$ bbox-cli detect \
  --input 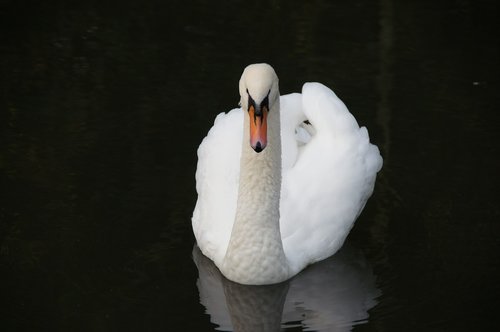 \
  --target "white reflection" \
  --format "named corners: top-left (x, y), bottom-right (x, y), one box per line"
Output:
top-left (193, 244), bottom-right (380, 331)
